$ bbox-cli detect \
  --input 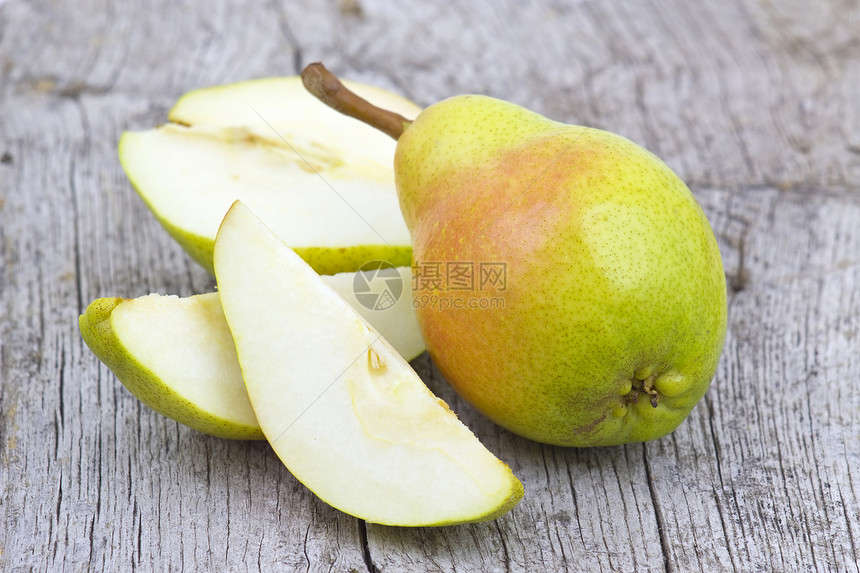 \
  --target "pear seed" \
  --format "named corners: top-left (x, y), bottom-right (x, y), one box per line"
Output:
top-left (368, 348), bottom-right (385, 371)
